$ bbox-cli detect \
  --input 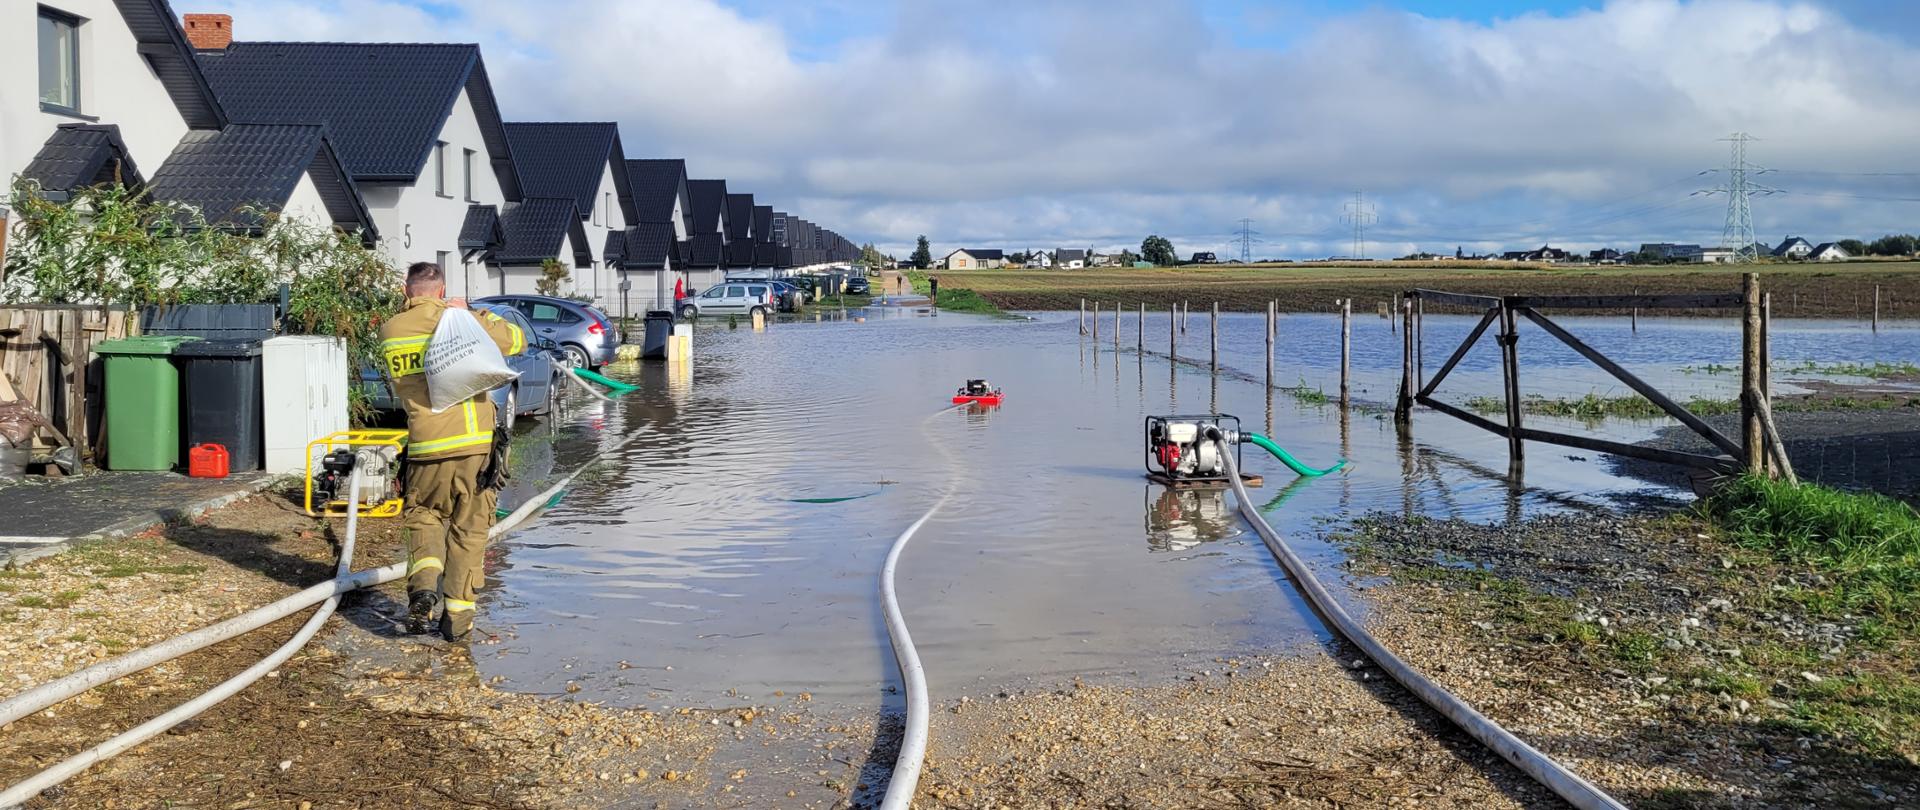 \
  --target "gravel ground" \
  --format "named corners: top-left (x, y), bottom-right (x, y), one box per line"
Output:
top-left (5, 488), bottom-right (1916, 807)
